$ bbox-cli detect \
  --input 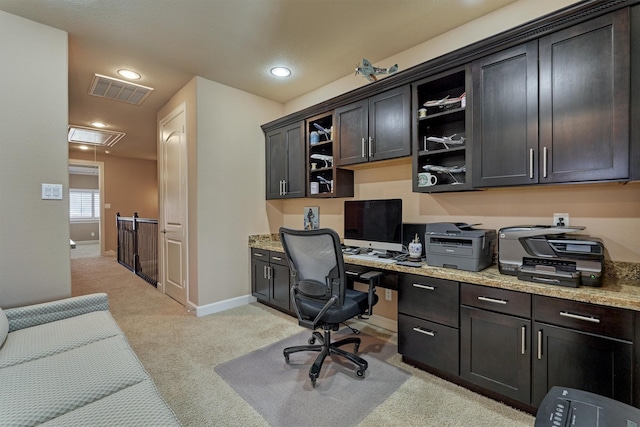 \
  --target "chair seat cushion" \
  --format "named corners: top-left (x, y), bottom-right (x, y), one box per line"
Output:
top-left (298, 289), bottom-right (377, 325)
